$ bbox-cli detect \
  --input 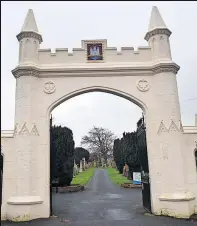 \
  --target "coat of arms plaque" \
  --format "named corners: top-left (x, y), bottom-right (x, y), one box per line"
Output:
top-left (87, 43), bottom-right (103, 61)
